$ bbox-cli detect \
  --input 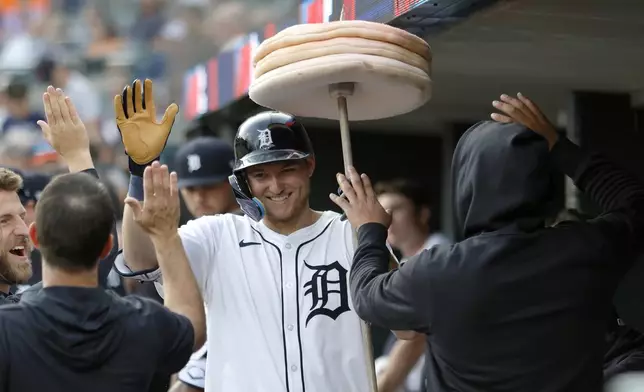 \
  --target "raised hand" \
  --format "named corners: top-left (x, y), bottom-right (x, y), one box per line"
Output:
top-left (329, 166), bottom-right (391, 230)
top-left (124, 161), bottom-right (181, 240)
top-left (491, 93), bottom-right (559, 149)
top-left (37, 86), bottom-right (90, 162)
top-left (114, 79), bottom-right (178, 173)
